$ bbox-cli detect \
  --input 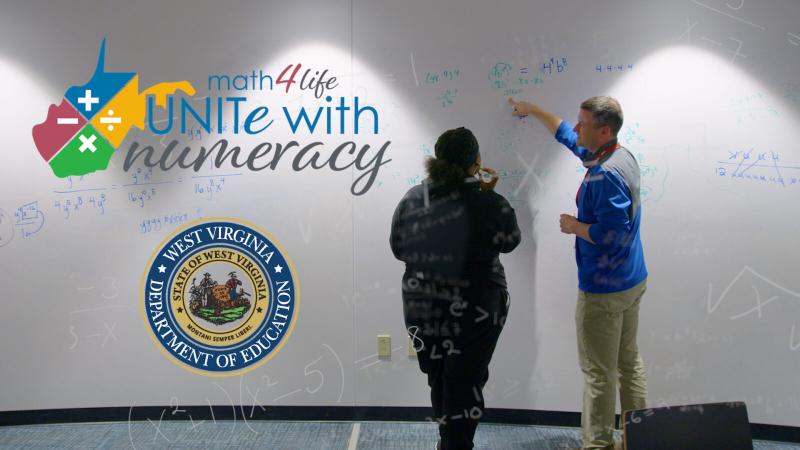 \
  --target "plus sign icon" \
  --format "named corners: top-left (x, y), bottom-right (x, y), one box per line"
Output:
top-left (32, 39), bottom-right (196, 177)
